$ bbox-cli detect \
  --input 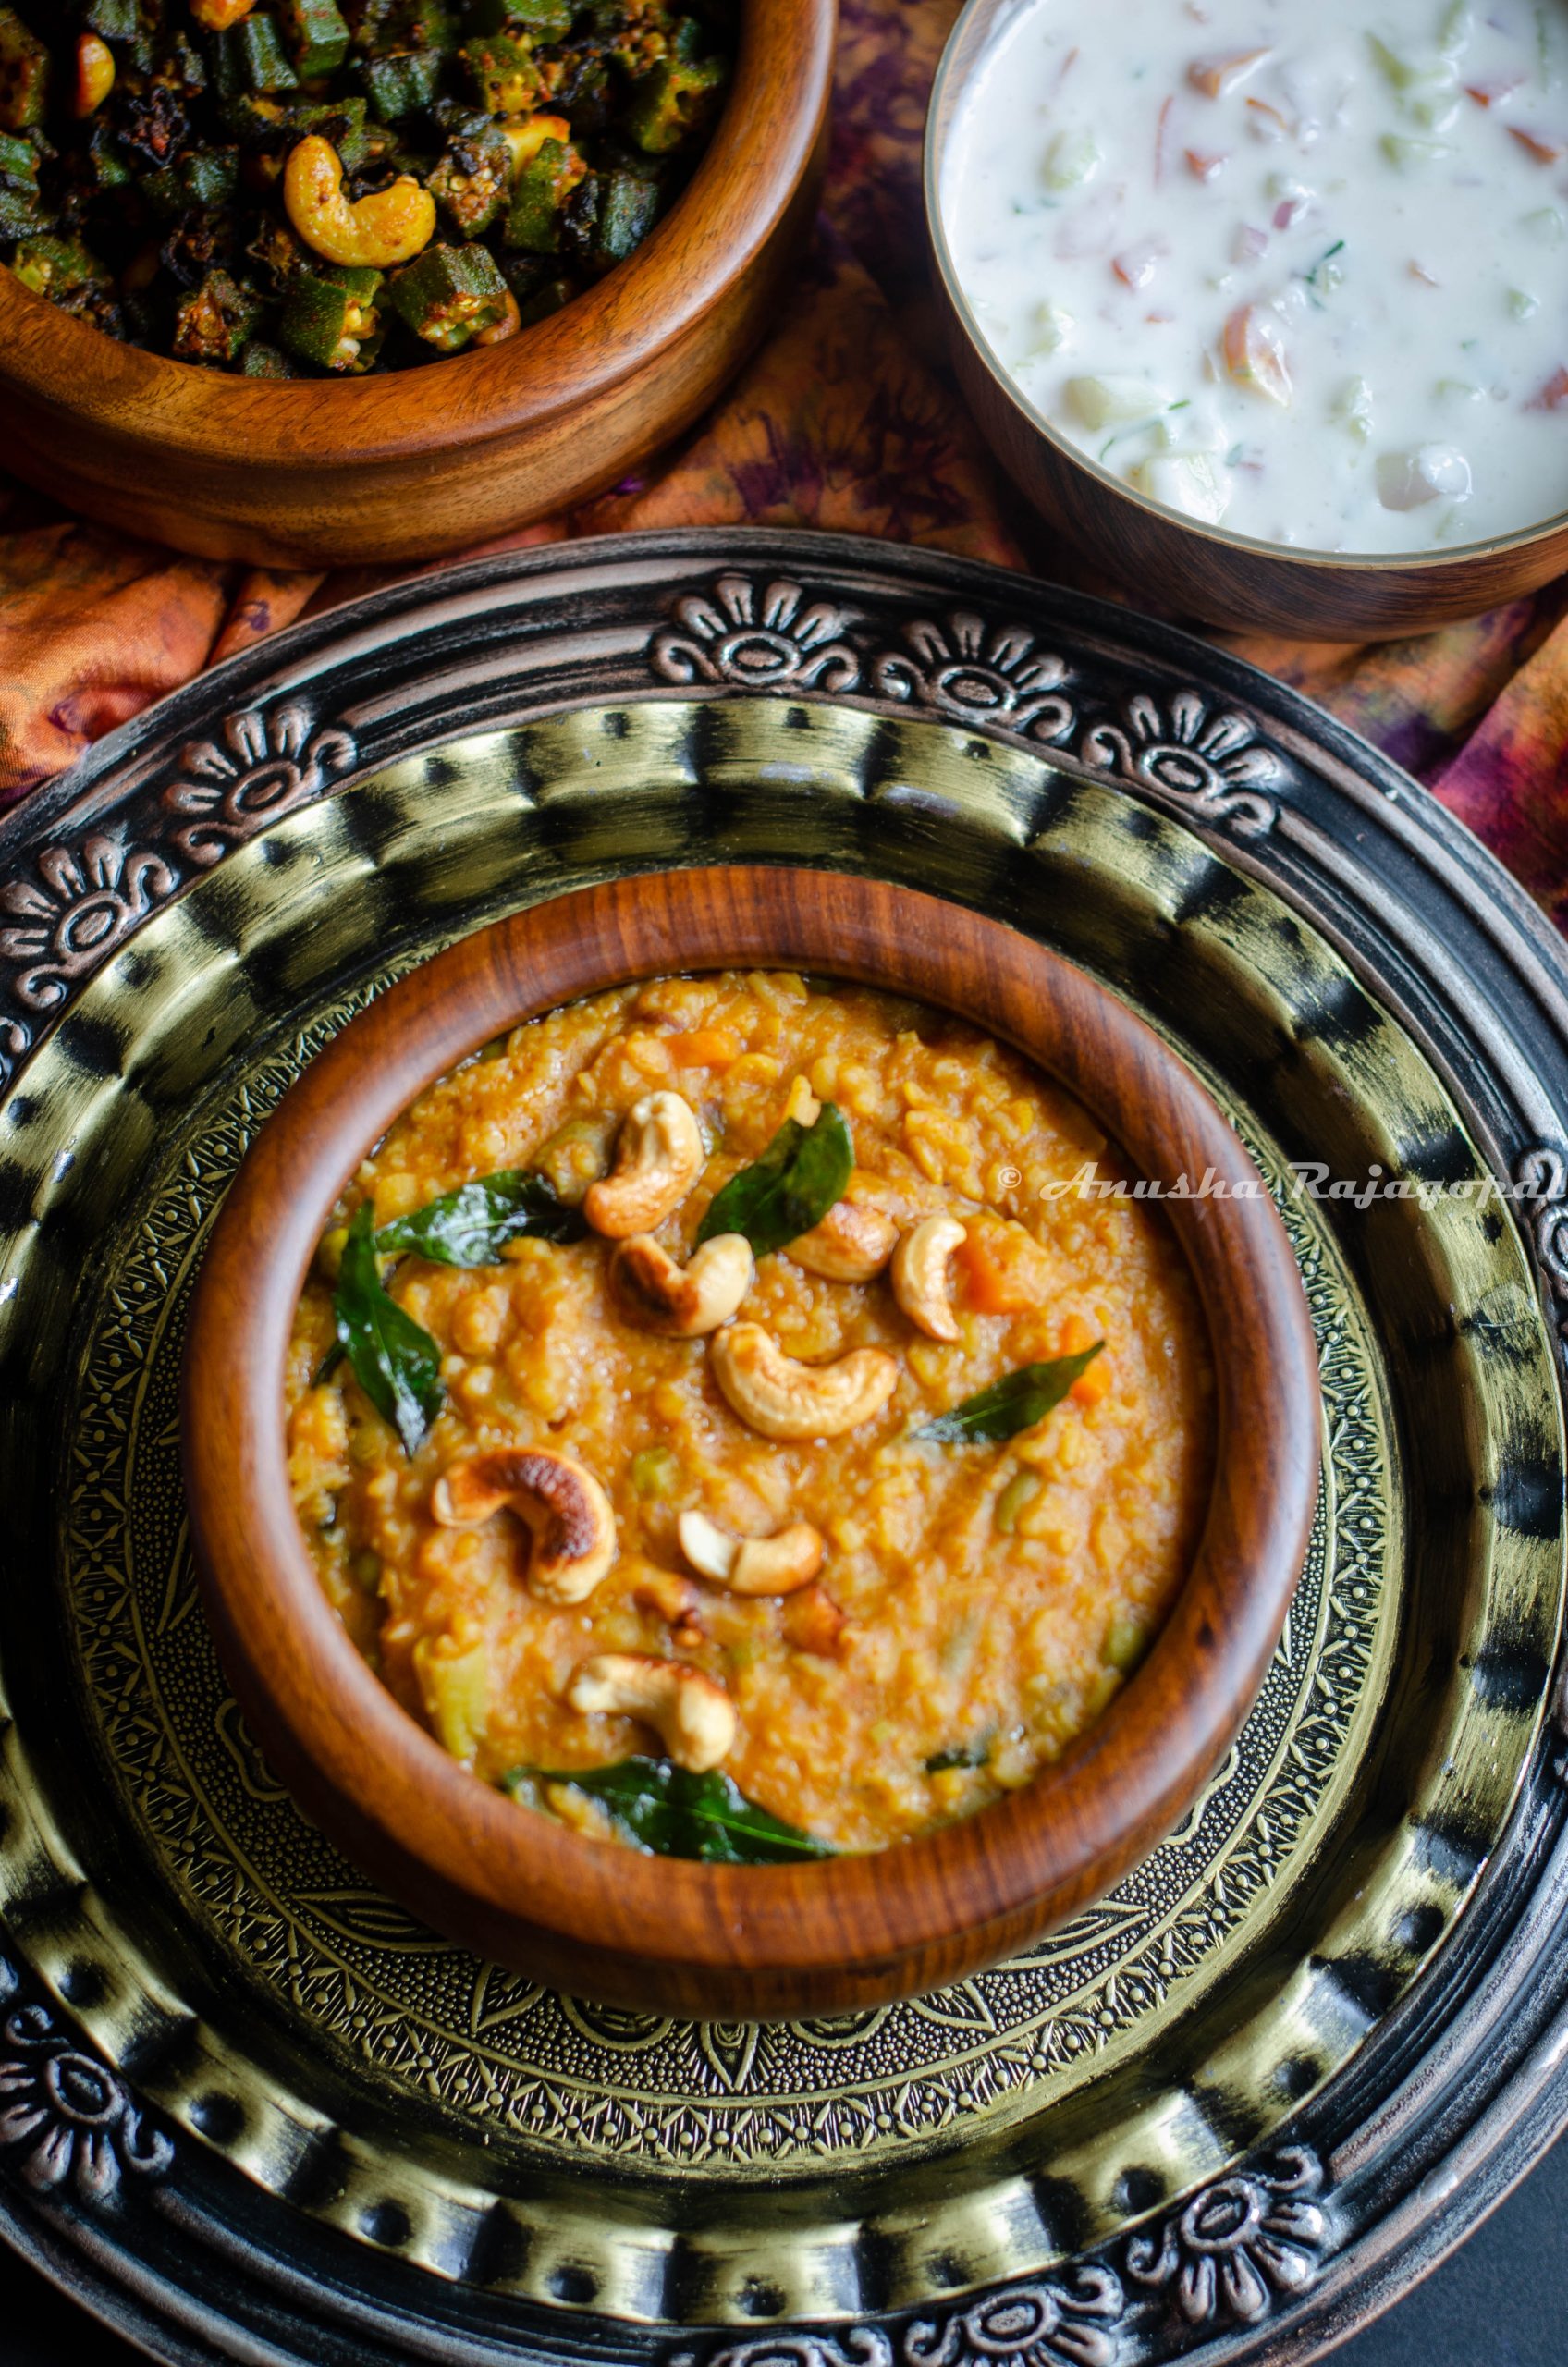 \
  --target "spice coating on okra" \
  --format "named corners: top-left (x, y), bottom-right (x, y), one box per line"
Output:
top-left (0, 0), bottom-right (732, 374)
